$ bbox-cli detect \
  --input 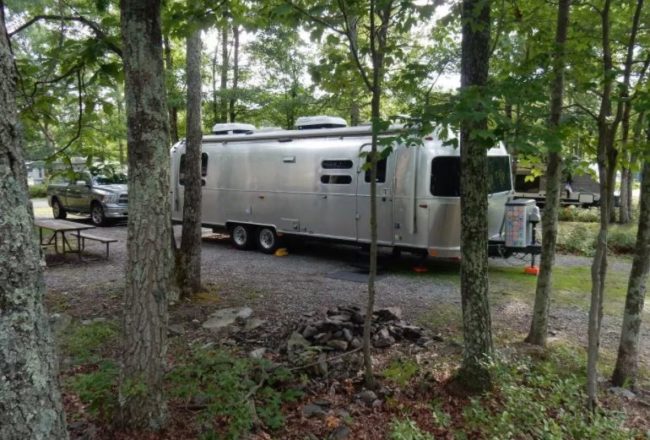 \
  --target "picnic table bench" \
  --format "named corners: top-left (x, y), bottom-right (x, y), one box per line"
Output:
top-left (34, 218), bottom-right (117, 260)
top-left (79, 232), bottom-right (118, 258)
